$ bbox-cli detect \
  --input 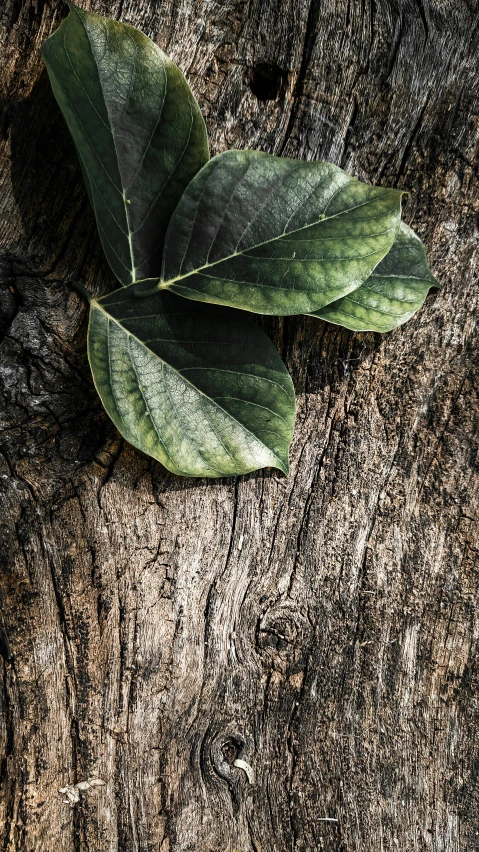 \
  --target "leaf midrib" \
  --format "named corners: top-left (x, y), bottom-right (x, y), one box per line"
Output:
top-left (92, 301), bottom-right (291, 471)
top-left (159, 191), bottom-right (401, 290)
top-left (69, 5), bottom-right (137, 282)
